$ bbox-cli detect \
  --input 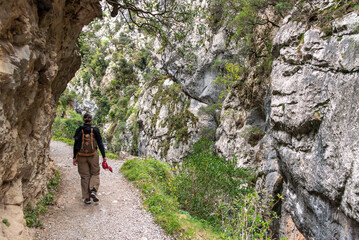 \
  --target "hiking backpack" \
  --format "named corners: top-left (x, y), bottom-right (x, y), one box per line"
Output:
top-left (77, 127), bottom-right (98, 156)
